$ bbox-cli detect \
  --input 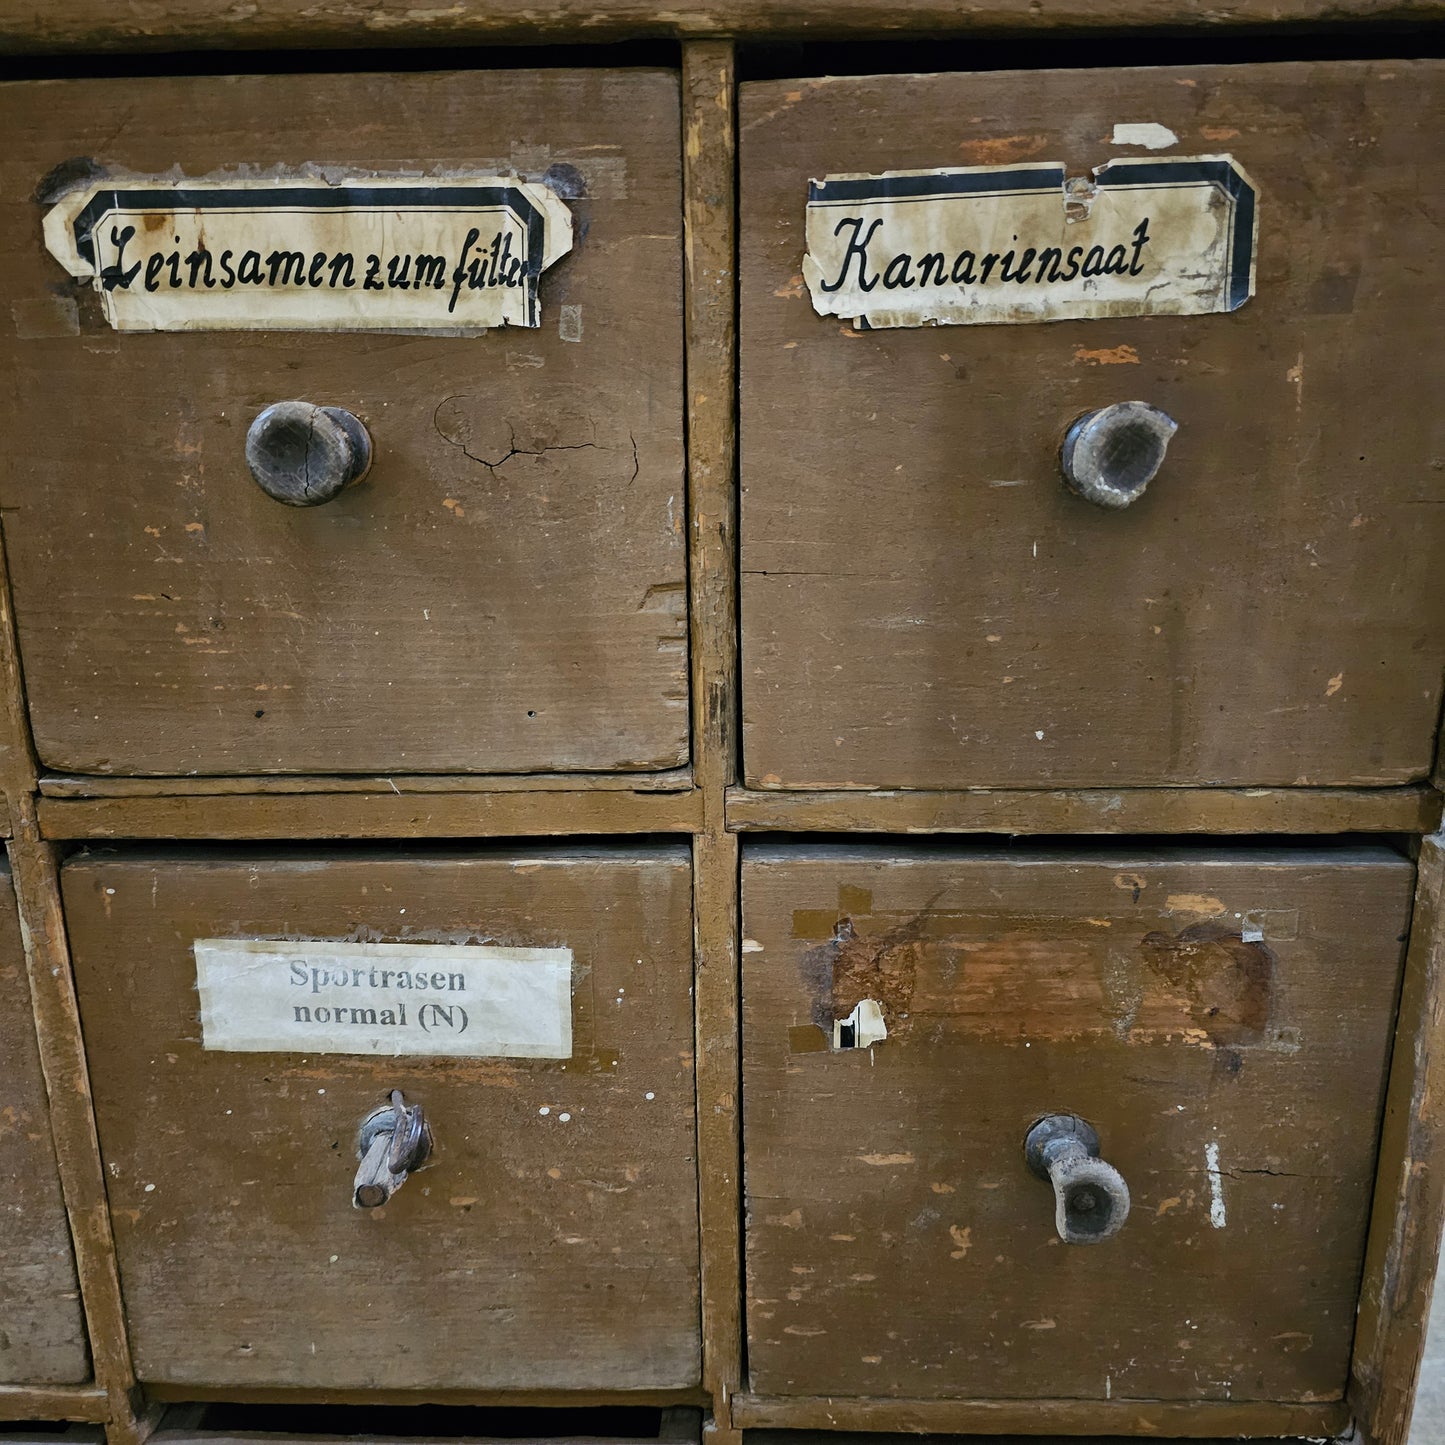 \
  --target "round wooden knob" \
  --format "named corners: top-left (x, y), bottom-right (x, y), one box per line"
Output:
top-left (1025, 1113), bottom-right (1131, 1244)
top-left (1060, 400), bottom-right (1178, 509)
top-left (245, 401), bottom-right (372, 506)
